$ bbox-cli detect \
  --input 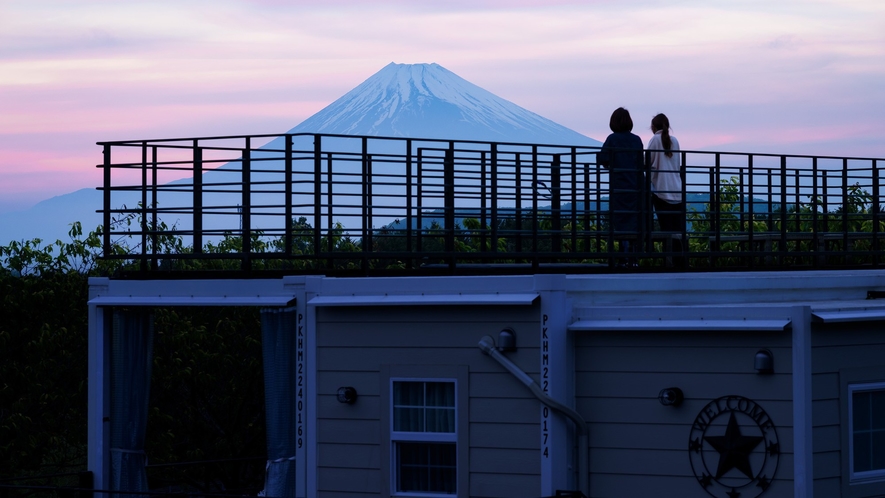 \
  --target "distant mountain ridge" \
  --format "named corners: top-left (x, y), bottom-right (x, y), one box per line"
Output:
top-left (0, 62), bottom-right (601, 244)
